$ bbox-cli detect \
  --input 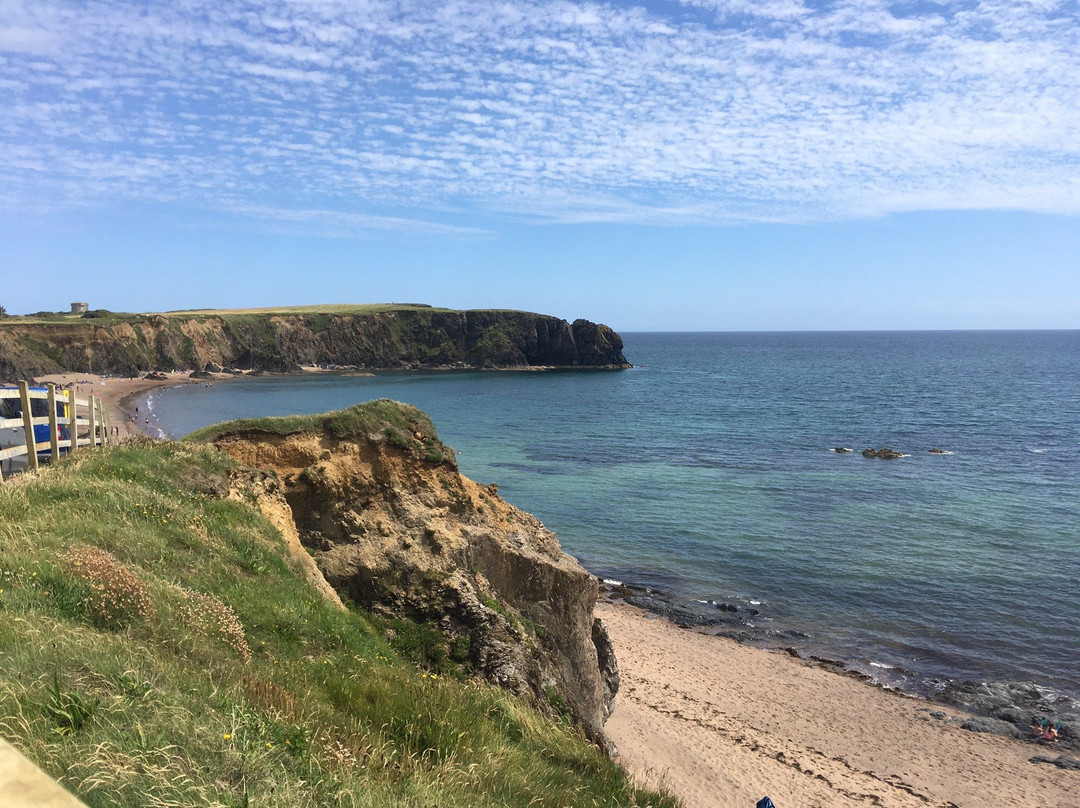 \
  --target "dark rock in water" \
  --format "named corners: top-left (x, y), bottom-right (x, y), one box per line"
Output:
top-left (928, 447), bottom-right (948, 454)
top-left (1030, 755), bottom-right (1080, 770)
top-left (625, 595), bottom-right (722, 628)
top-left (862, 447), bottom-right (904, 459)
top-left (960, 716), bottom-right (1025, 738)
top-left (833, 447), bottom-right (853, 454)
